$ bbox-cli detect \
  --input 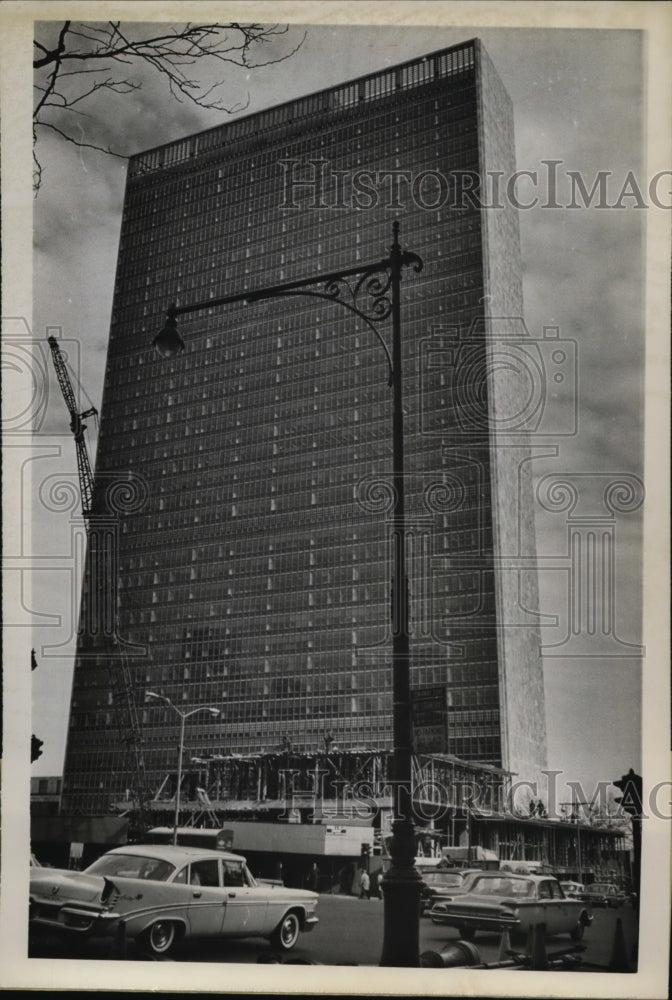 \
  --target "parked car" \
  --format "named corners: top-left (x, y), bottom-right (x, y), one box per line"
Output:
top-left (429, 872), bottom-right (592, 942)
top-left (420, 869), bottom-right (481, 915)
top-left (559, 880), bottom-right (585, 899)
top-left (580, 882), bottom-right (627, 908)
top-left (29, 844), bottom-right (318, 957)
